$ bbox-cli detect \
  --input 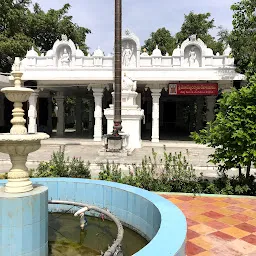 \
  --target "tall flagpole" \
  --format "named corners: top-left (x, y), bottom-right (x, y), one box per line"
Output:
top-left (113, 0), bottom-right (122, 135)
